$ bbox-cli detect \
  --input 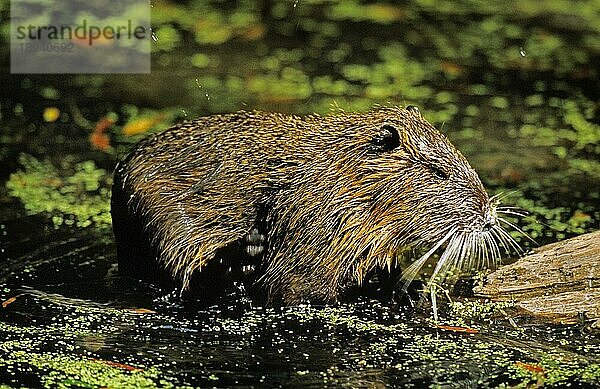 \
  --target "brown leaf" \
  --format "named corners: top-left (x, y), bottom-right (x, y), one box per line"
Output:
top-left (91, 358), bottom-right (143, 372)
top-left (515, 361), bottom-right (545, 374)
top-left (124, 308), bottom-right (157, 314)
top-left (435, 325), bottom-right (479, 334)
top-left (90, 116), bottom-right (116, 151)
top-left (1, 296), bottom-right (17, 308)
top-left (90, 132), bottom-right (111, 151)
